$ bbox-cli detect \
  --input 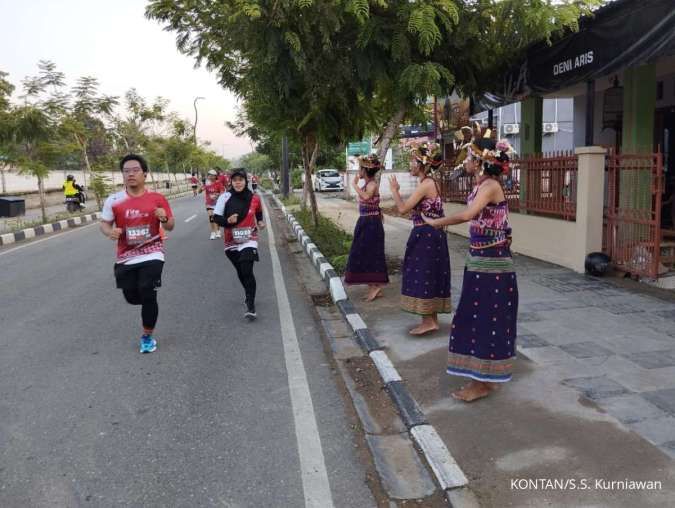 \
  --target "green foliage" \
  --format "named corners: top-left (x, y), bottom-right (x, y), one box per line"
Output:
top-left (291, 168), bottom-right (303, 189)
top-left (294, 208), bottom-right (352, 274)
top-left (239, 151), bottom-right (272, 175)
top-left (0, 70), bottom-right (15, 112)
